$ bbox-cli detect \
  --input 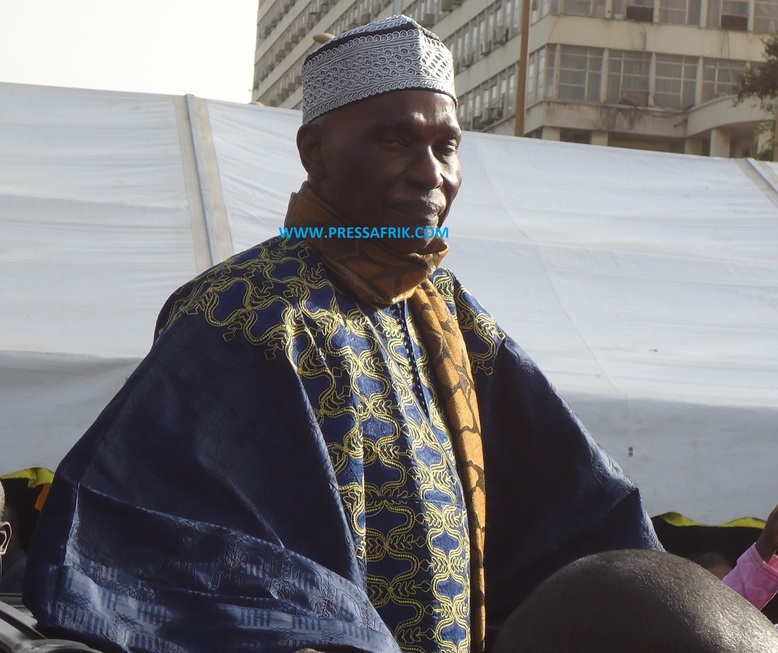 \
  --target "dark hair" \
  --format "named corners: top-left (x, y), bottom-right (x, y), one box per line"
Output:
top-left (493, 549), bottom-right (778, 653)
